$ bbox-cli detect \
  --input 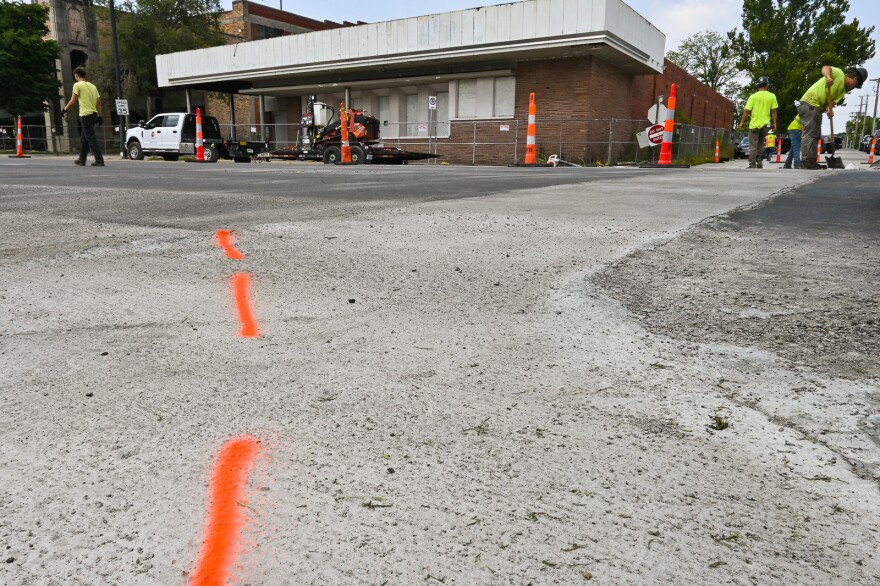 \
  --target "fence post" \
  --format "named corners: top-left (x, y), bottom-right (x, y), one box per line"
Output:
top-left (472, 122), bottom-right (476, 165)
top-left (607, 118), bottom-right (614, 164)
top-left (558, 124), bottom-right (563, 160)
top-left (514, 120), bottom-right (519, 163)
